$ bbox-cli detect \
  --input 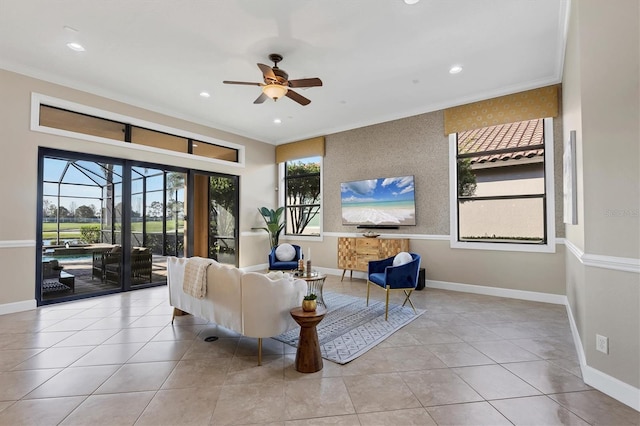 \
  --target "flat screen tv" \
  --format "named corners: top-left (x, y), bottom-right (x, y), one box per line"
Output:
top-left (341, 175), bottom-right (416, 226)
